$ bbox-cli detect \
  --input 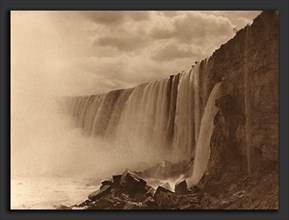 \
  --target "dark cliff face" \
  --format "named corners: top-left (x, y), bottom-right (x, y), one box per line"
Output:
top-left (197, 11), bottom-right (278, 202)
top-left (218, 11), bottom-right (279, 160)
